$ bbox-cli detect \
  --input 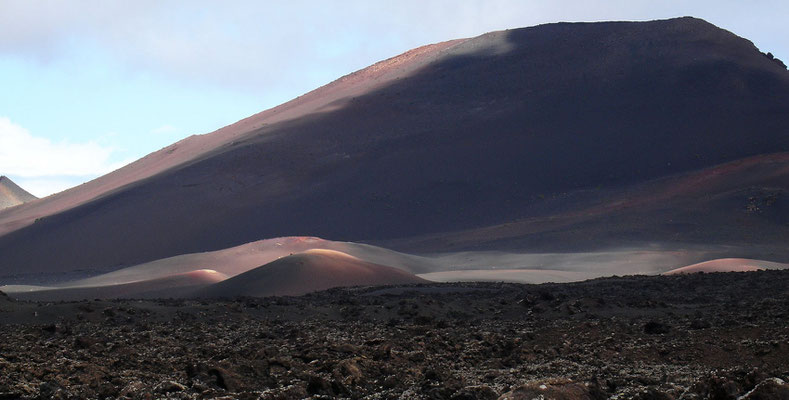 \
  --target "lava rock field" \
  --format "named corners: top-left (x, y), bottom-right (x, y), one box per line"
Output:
top-left (1, 271), bottom-right (788, 399)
